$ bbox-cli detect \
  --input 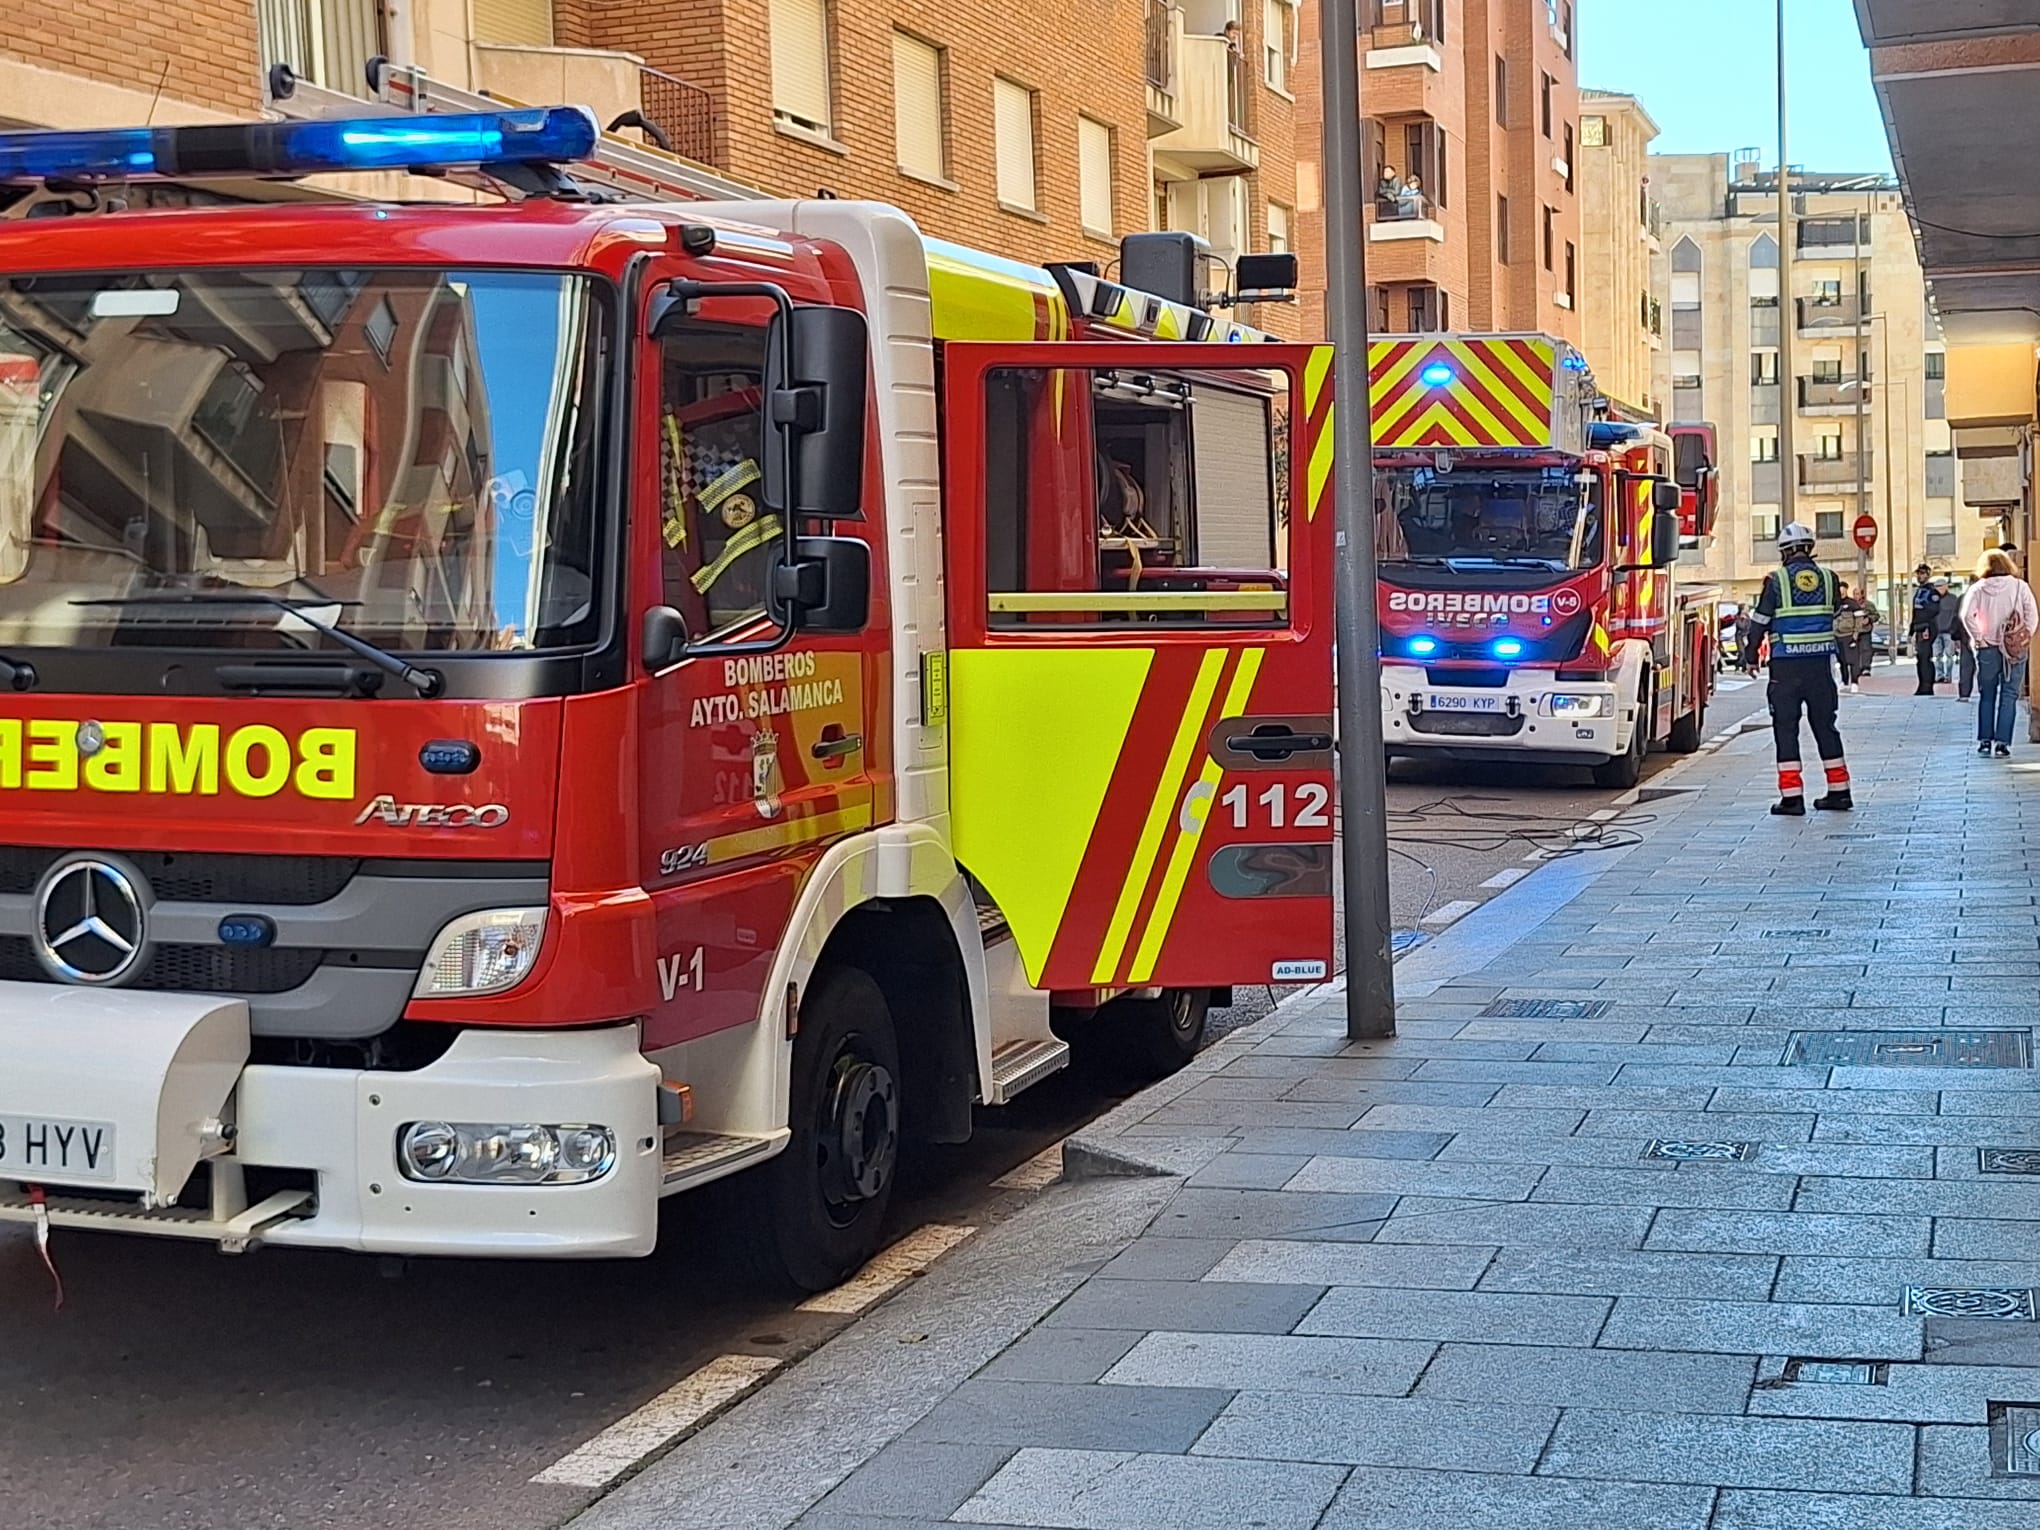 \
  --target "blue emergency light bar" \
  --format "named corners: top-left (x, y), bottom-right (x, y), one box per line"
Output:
top-left (0, 106), bottom-right (599, 186)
